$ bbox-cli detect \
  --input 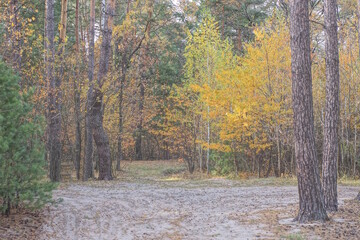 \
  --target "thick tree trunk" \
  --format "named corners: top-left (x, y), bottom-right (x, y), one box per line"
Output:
top-left (322, 0), bottom-right (340, 212)
top-left (289, 0), bottom-right (328, 222)
top-left (83, 0), bottom-right (95, 180)
top-left (90, 0), bottom-right (115, 180)
top-left (46, 0), bottom-right (61, 182)
top-left (356, 0), bottom-right (360, 200)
